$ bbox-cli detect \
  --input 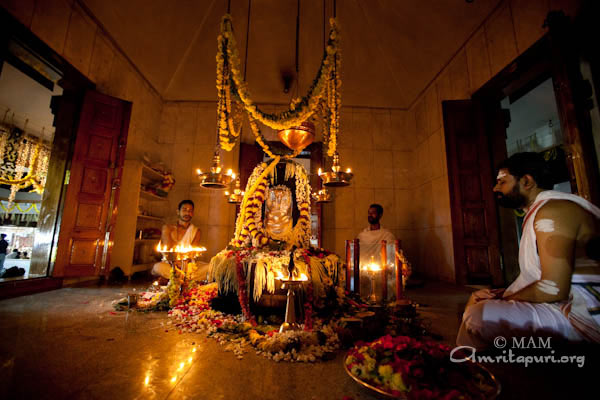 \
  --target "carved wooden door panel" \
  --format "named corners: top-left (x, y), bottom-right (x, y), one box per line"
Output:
top-left (53, 91), bottom-right (131, 277)
top-left (443, 100), bottom-right (503, 286)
